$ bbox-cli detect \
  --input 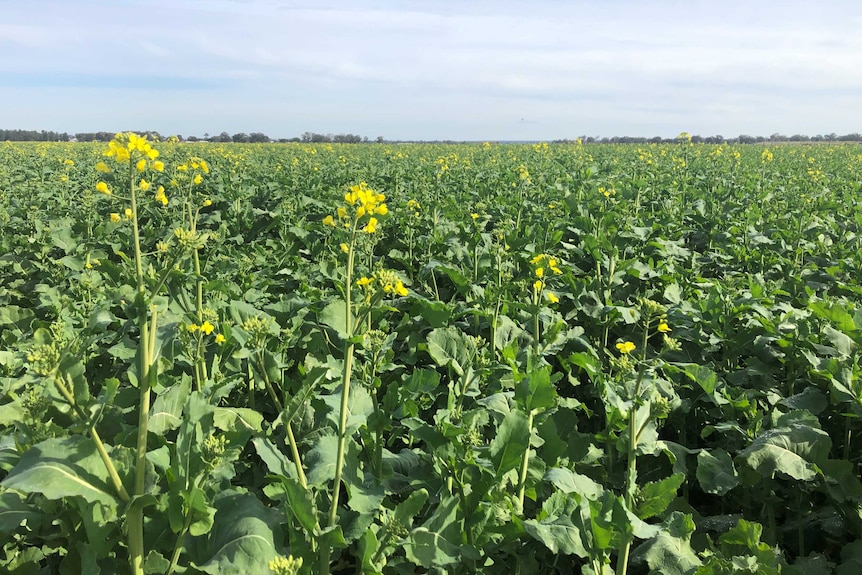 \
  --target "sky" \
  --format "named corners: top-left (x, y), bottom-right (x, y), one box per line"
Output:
top-left (1, 0), bottom-right (861, 141)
